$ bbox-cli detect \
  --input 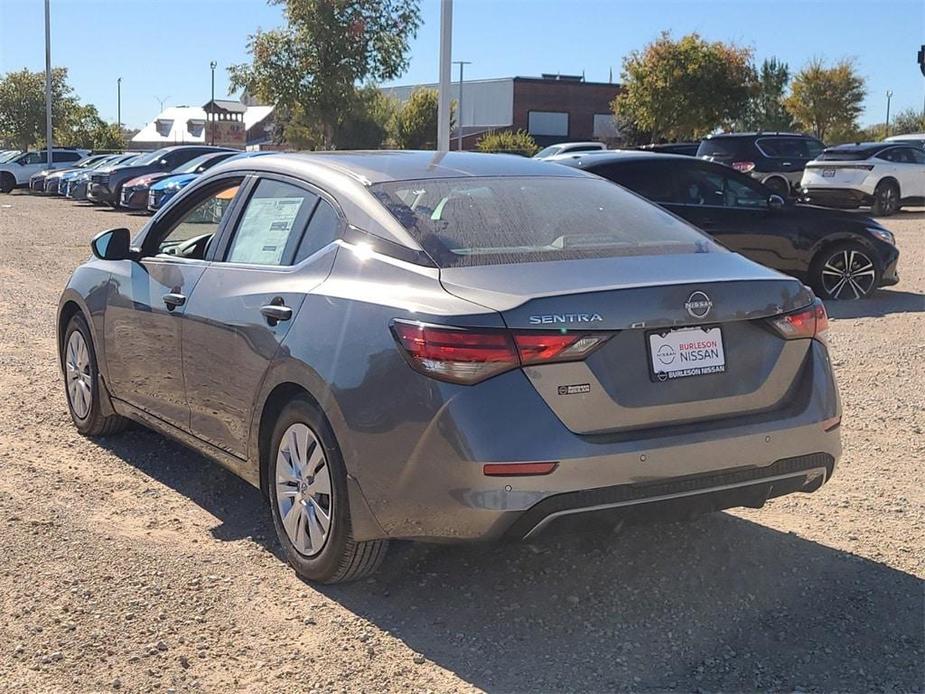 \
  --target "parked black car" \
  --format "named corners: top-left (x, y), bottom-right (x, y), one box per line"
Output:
top-left (119, 150), bottom-right (238, 211)
top-left (88, 146), bottom-right (233, 207)
top-left (697, 132), bottom-right (825, 197)
top-left (556, 151), bottom-right (899, 300)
